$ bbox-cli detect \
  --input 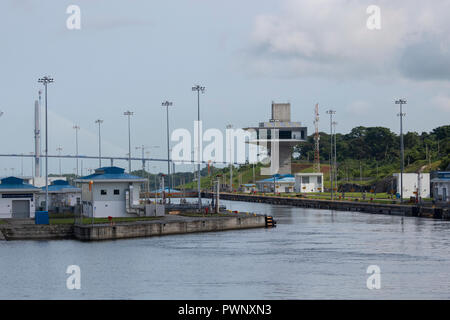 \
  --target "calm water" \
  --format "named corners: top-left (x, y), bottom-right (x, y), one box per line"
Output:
top-left (1, 200), bottom-right (450, 299)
